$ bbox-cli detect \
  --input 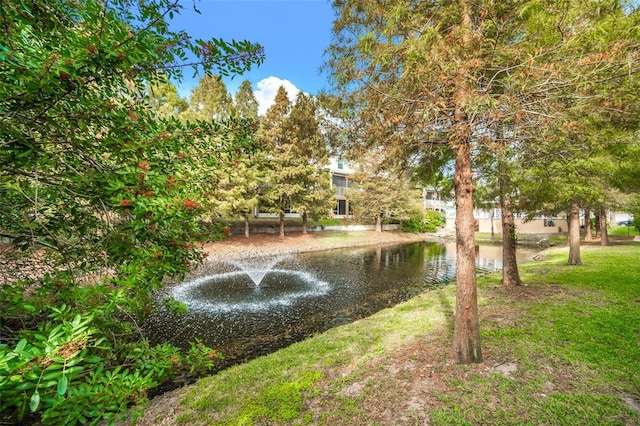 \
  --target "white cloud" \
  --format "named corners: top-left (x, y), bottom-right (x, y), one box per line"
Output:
top-left (254, 76), bottom-right (302, 116)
